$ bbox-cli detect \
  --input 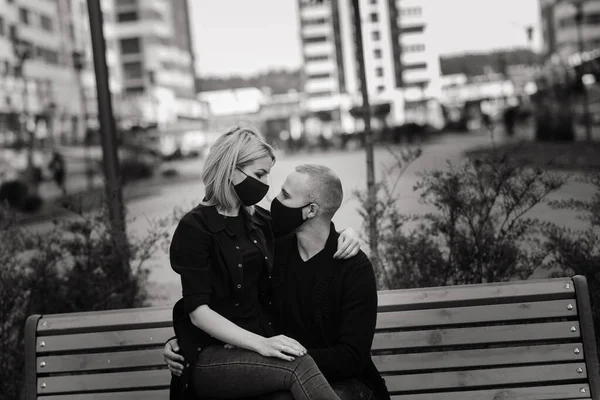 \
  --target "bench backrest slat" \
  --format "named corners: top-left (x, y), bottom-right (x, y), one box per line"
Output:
top-left (388, 384), bottom-right (590, 400)
top-left (25, 276), bottom-right (600, 400)
top-left (37, 348), bottom-right (165, 374)
top-left (373, 343), bottom-right (584, 373)
top-left (376, 299), bottom-right (577, 330)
